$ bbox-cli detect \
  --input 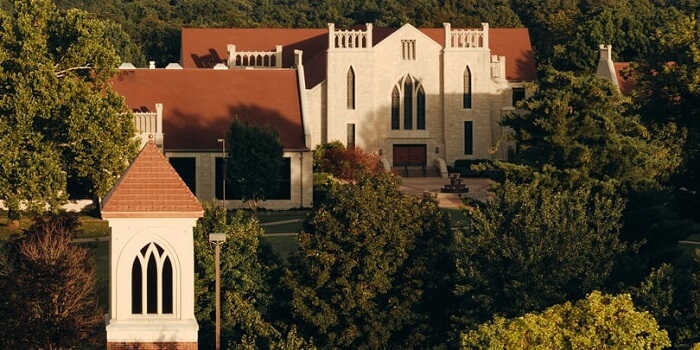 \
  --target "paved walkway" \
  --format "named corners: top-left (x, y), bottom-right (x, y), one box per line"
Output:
top-left (399, 176), bottom-right (492, 209)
